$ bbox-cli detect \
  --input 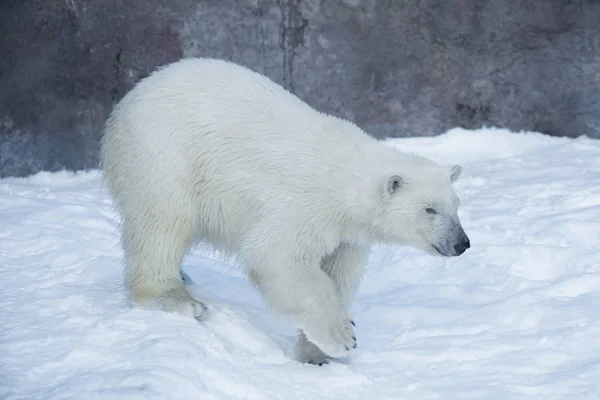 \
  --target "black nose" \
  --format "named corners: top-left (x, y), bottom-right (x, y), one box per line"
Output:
top-left (454, 238), bottom-right (470, 255)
